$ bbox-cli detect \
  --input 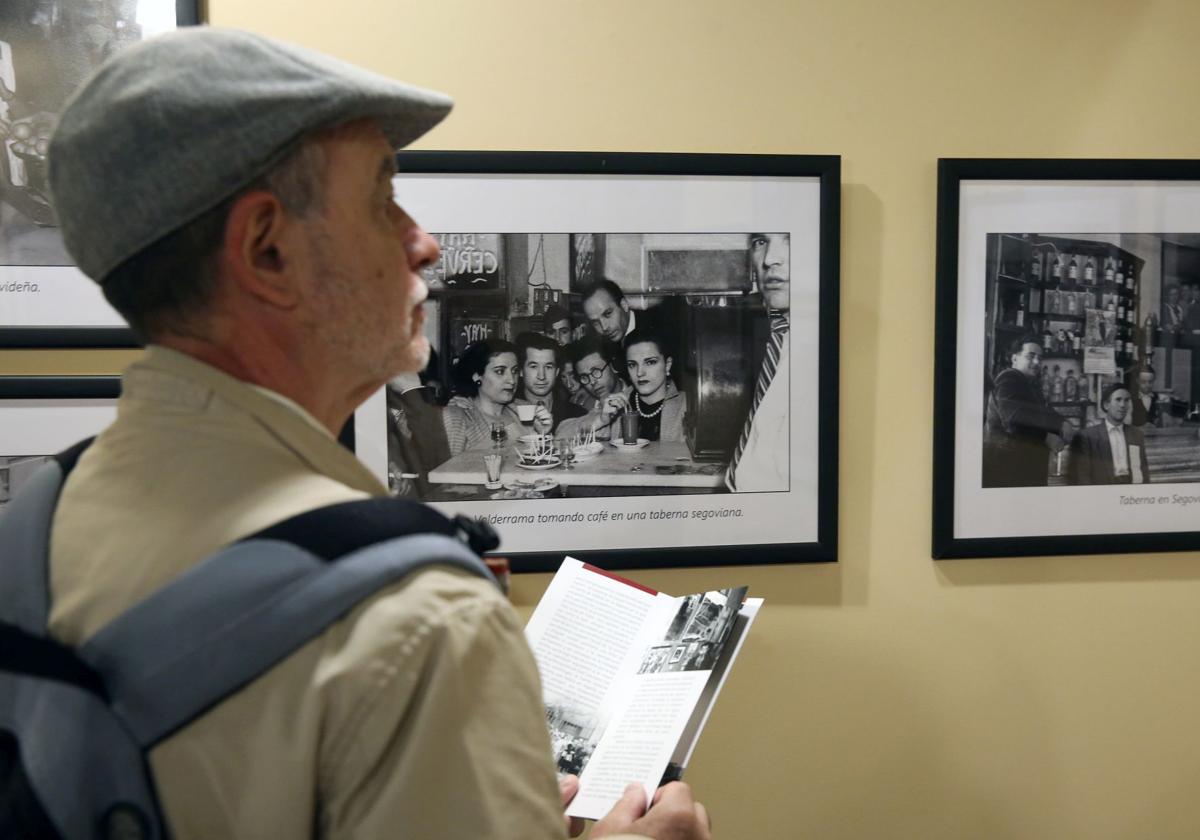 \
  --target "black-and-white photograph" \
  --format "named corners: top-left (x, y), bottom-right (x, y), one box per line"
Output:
top-left (933, 159), bottom-right (1200, 559)
top-left (383, 231), bottom-right (791, 503)
top-left (636, 587), bottom-right (746, 675)
top-left (546, 701), bottom-right (601, 777)
top-left (0, 454), bottom-right (50, 512)
top-left (0, 0), bottom-right (199, 347)
top-left (353, 151), bottom-right (839, 568)
top-left (982, 232), bottom-right (1200, 489)
top-left (0, 376), bottom-right (120, 510)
